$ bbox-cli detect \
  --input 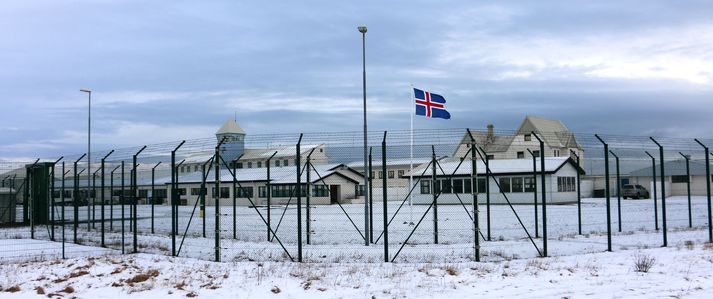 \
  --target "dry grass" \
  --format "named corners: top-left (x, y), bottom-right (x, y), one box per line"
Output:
top-left (444, 265), bottom-right (459, 276)
top-left (126, 269), bottom-right (160, 284)
top-left (4, 285), bottom-right (20, 293)
top-left (685, 240), bottom-right (695, 250)
top-left (35, 286), bottom-right (45, 295)
top-left (61, 285), bottom-right (75, 293)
